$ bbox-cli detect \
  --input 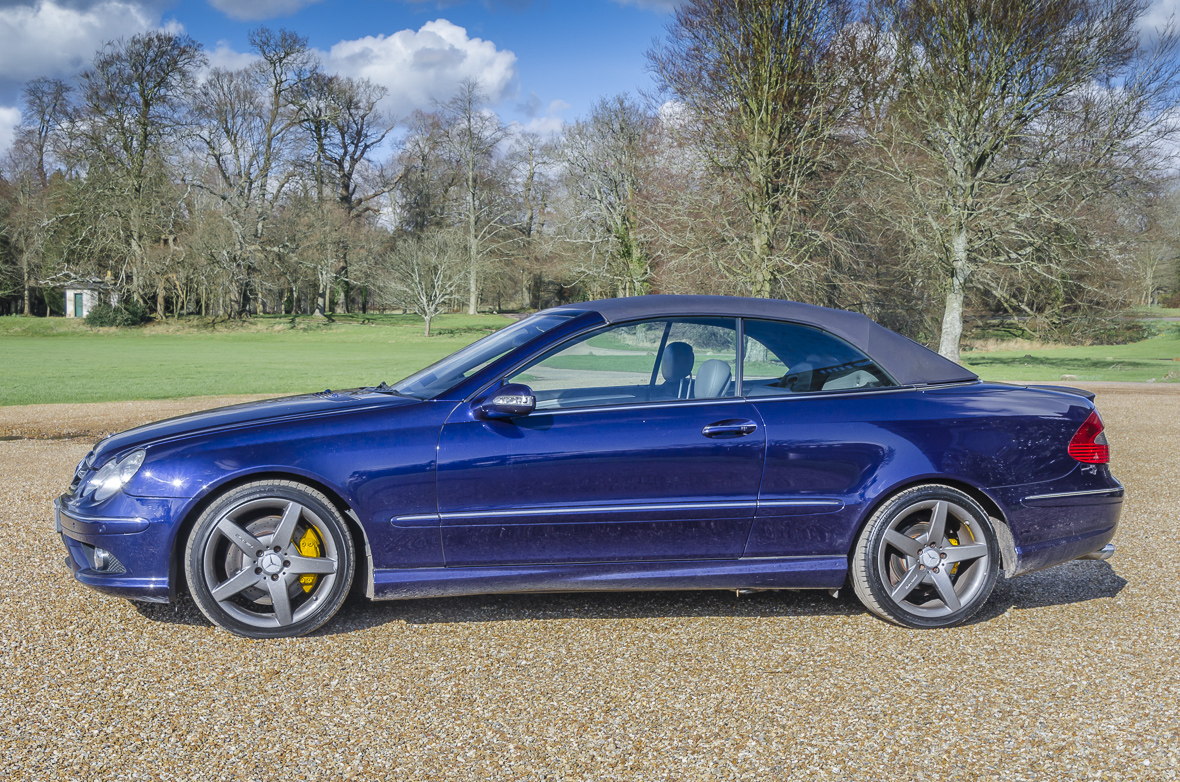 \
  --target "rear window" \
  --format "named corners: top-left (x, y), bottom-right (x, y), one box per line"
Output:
top-left (742, 319), bottom-right (894, 395)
